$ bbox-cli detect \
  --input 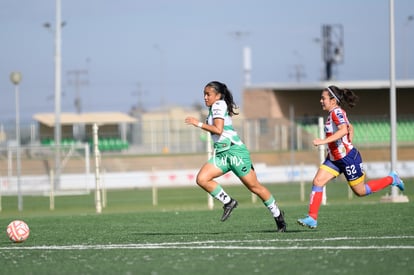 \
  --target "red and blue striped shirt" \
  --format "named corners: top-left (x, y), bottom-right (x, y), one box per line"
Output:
top-left (325, 107), bottom-right (353, 161)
